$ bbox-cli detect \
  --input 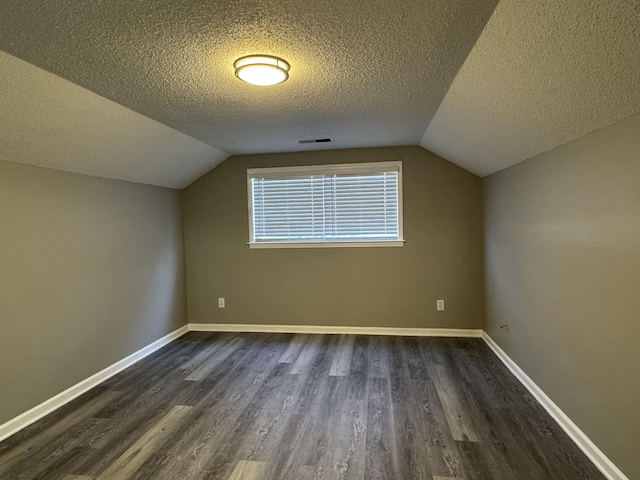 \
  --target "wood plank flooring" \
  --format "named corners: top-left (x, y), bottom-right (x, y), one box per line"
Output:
top-left (0, 332), bottom-right (606, 480)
